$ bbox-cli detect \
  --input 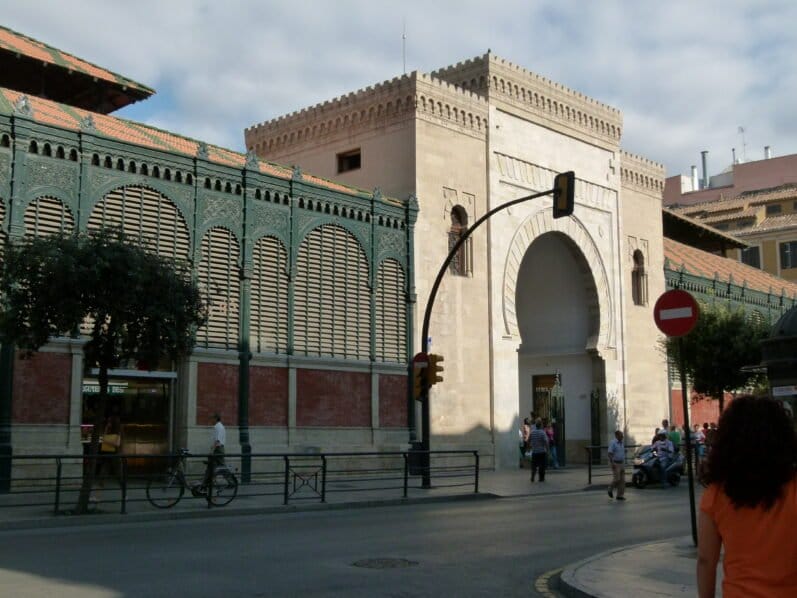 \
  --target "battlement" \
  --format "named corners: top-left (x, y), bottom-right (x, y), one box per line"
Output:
top-left (621, 149), bottom-right (665, 195)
